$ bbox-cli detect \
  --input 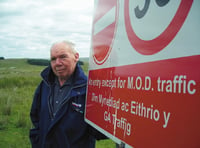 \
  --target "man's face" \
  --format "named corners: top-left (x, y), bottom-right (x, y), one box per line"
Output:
top-left (50, 42), bottom-right (79, 80)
